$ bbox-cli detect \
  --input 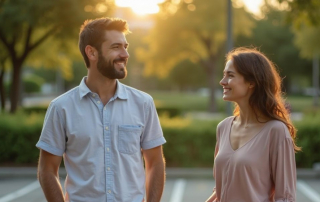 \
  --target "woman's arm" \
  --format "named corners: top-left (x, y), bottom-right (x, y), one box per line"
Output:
top-left (271, 125), bottom-right (296, 201)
